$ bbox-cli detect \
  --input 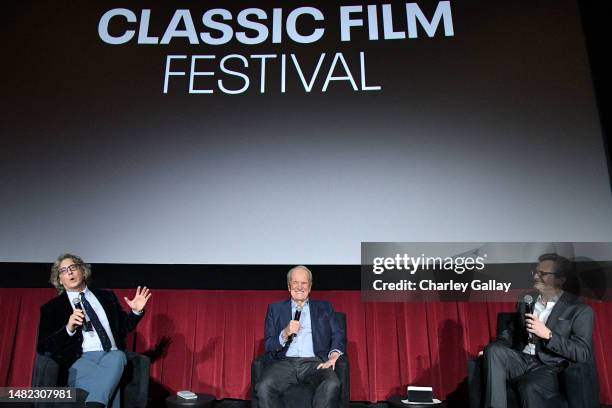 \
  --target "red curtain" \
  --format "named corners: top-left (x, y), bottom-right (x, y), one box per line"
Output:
top-left (0, 288), bottom-right (610, 403)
